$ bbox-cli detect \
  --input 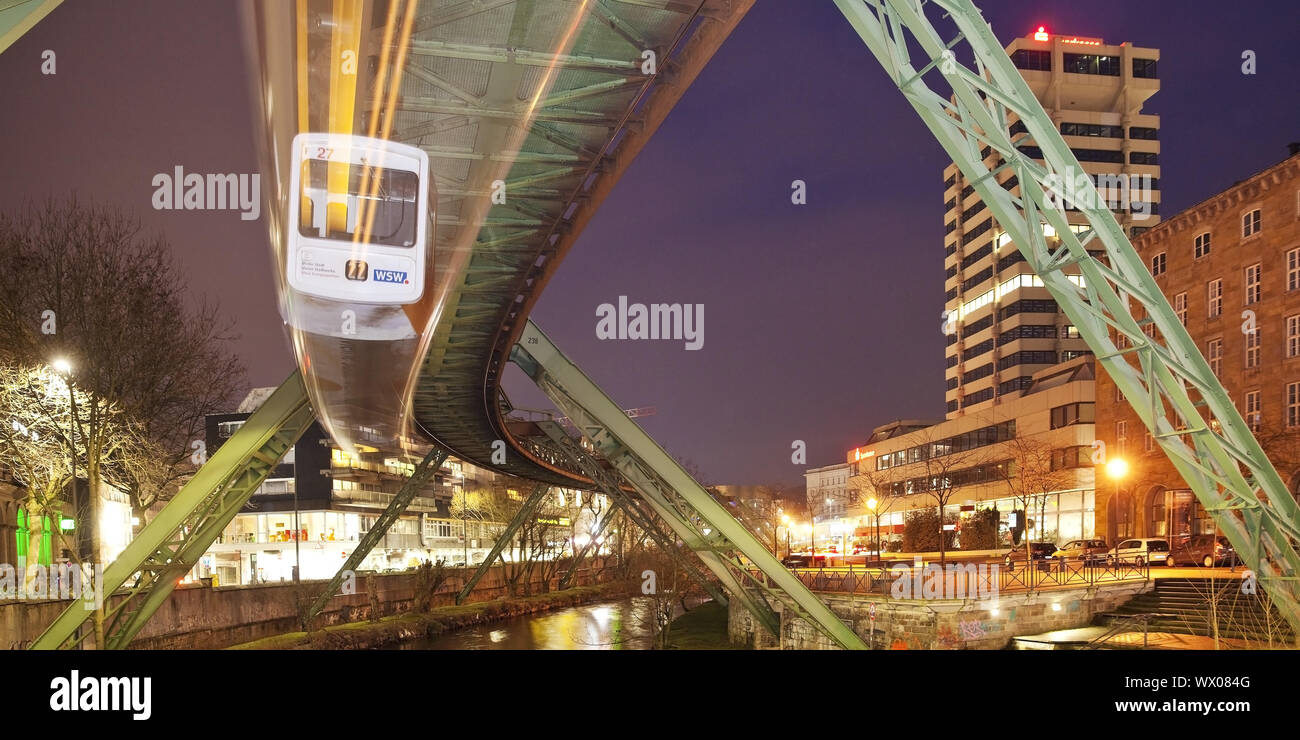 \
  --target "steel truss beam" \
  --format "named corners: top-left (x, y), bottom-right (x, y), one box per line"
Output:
top-left (512, 321), bottom-right (867, 649)
top-left (529, 420), bottom-right (730, 606)
top-left (834, 0), bottom-right (1300, 633)
top-left (302, 446), bottom-right (449, 627)
top-left (32, 373), bottom-right (315, 650)
top-left (455, 481), bottom-right (550, 604)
